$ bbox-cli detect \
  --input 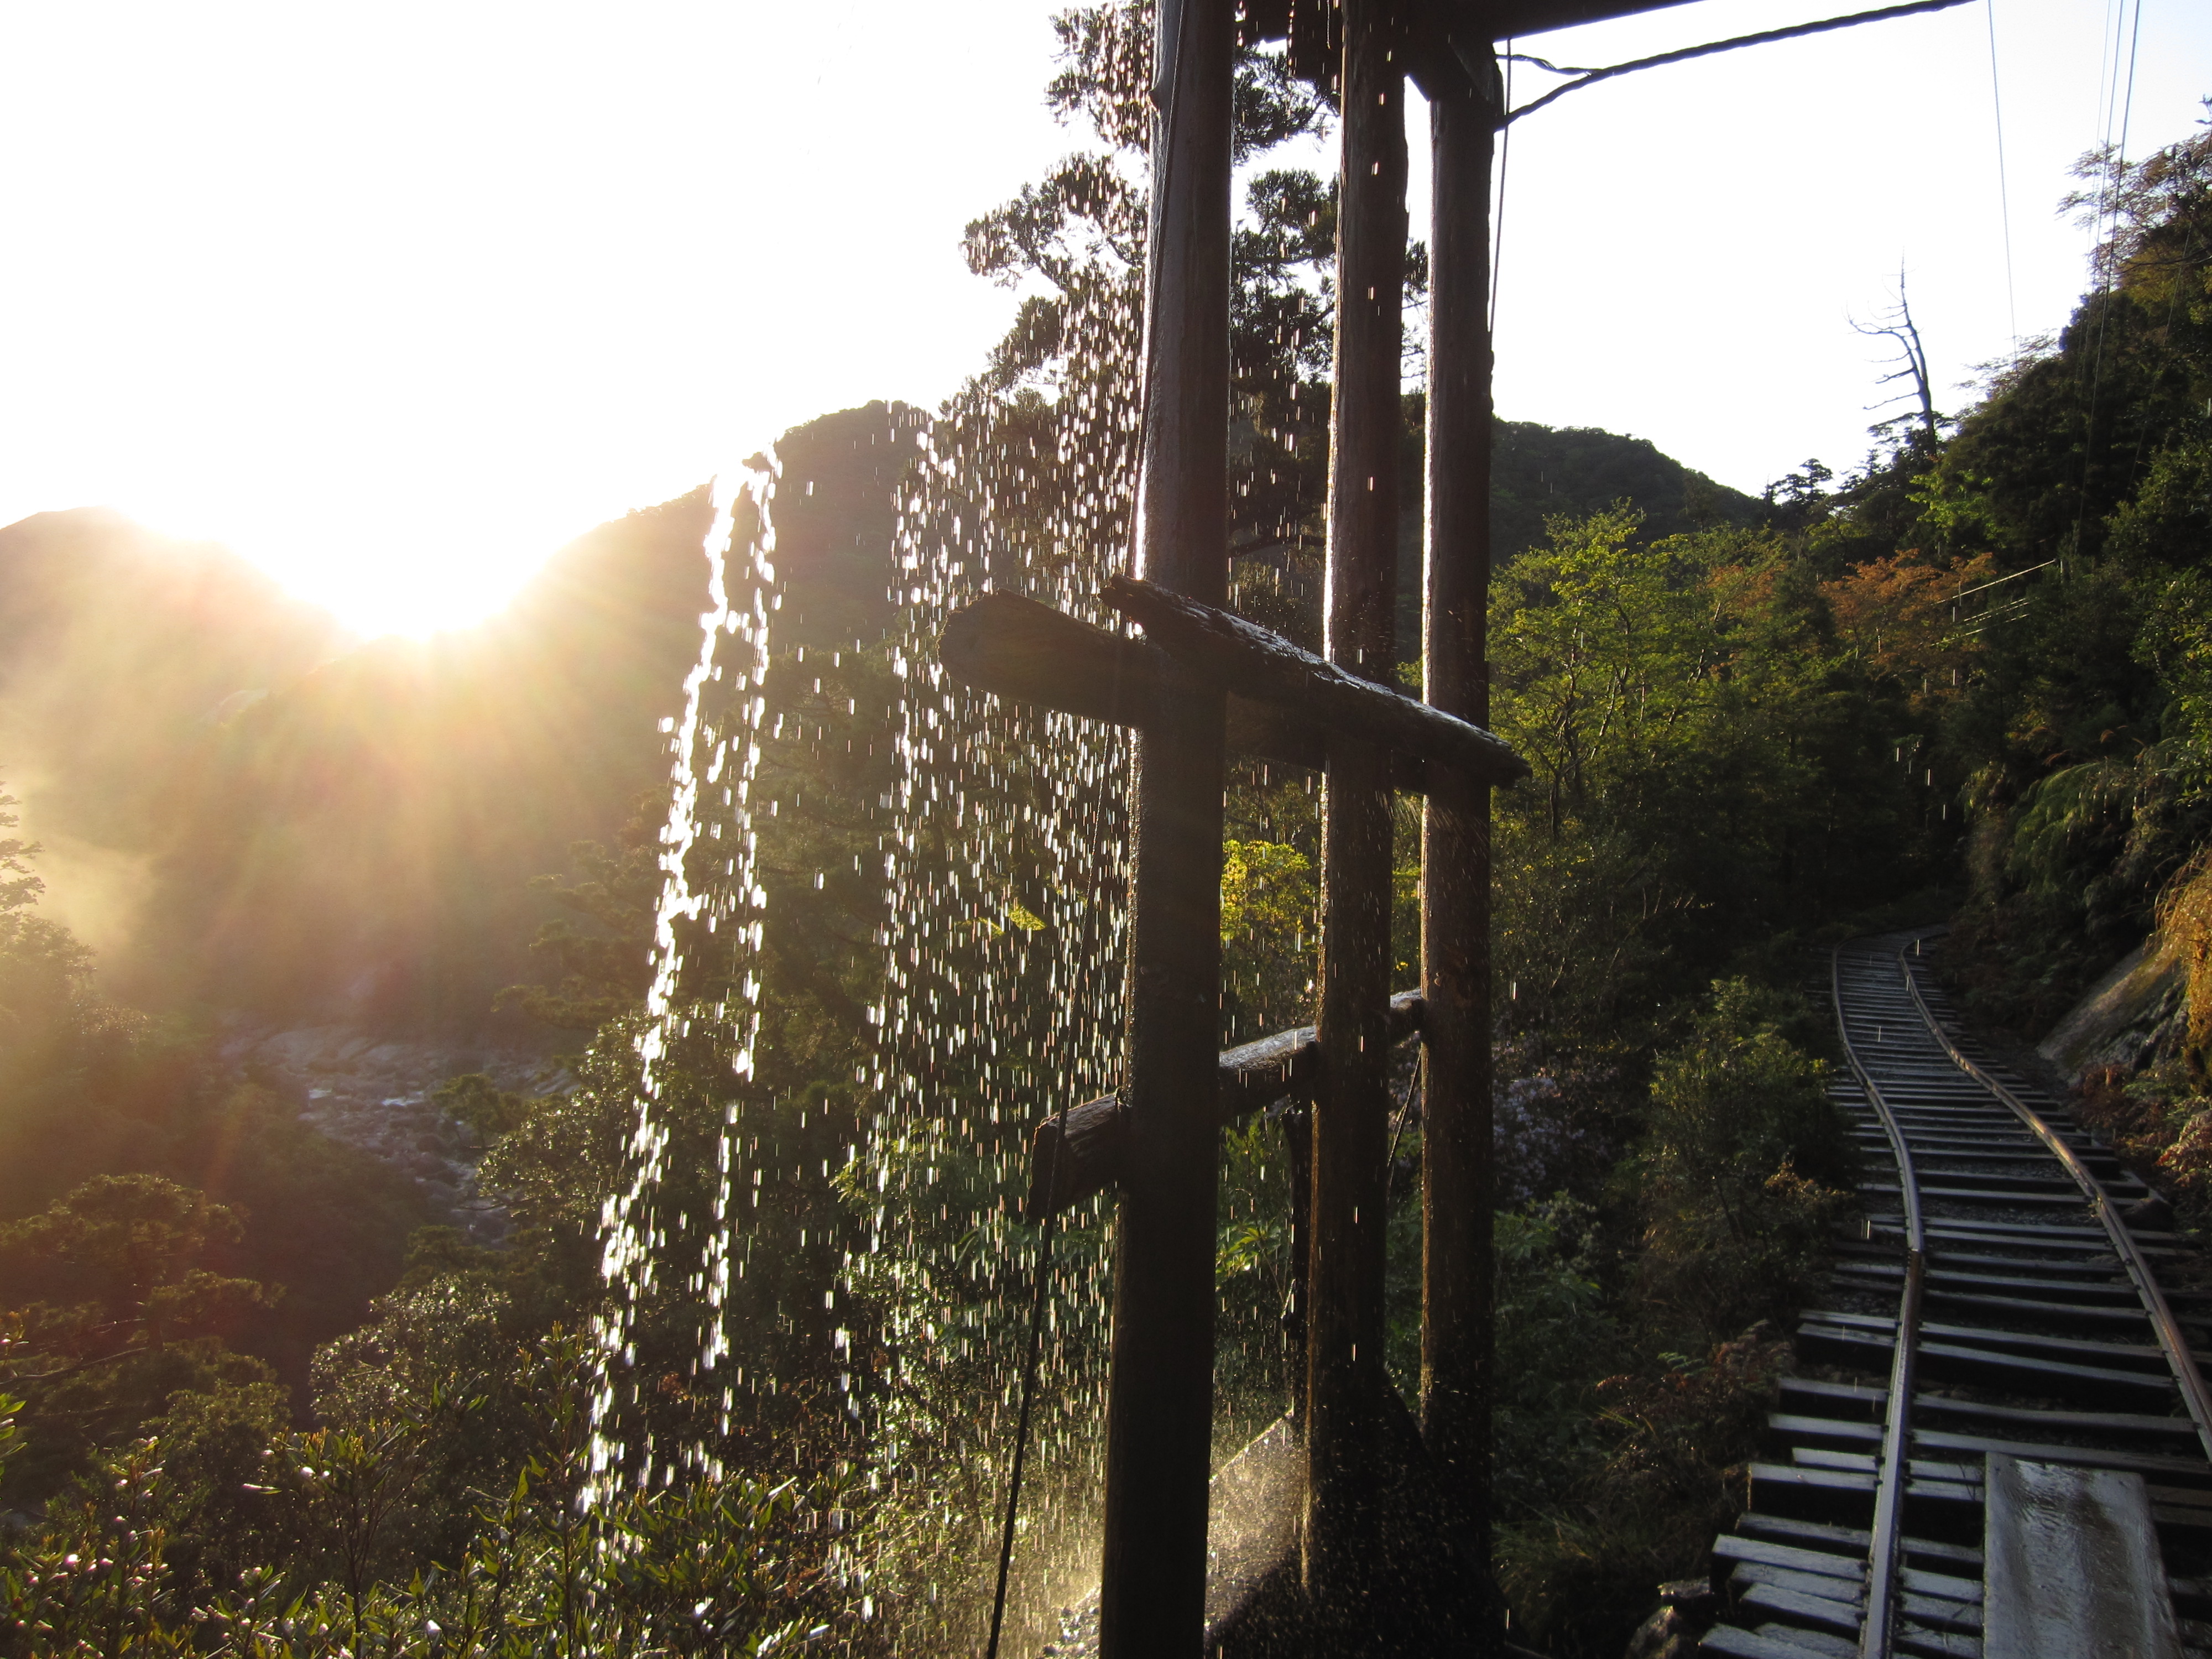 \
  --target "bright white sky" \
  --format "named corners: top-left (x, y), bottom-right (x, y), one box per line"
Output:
top-left (0, 1), bottom-right (2204, 637)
